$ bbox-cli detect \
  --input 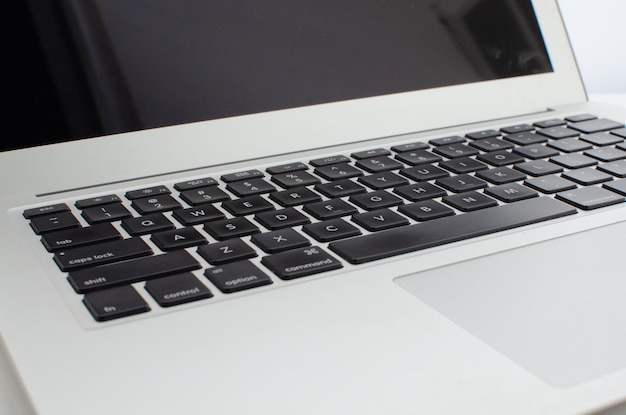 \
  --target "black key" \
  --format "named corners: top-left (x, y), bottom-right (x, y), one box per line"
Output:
top-left (23, 203), bottom-right (69, 219)
top-left (439, 157), bottom-right (488, 174)
top-left (466, 129), bottom-right (500, 140)
top-left (261, 246), bottom-right (343, 280)
top-left (145, 273), bottom-right (213, 307)
top-left (271, 171), bottom-right (320, 188)
top-left (197, 239), bottom-right (257, 265)
top-left (580, 133), bottom-right (622, 146)
top-left (400, 164), bottom-right (449, 182)
top-left (570, 118), bottom-right (625, 134)
top-left (221, 169), bottom-right (264, 183)
top-left (251, 228), bottom-right (311, 253)
top-left (394, 183), bottom-right (447, 202)
top-left (314, 163), bottom-right (363, 181)
top-left (303, 199), bottom-right (358, 220)
top-left (515, 160), bottom-right (563, 177)
top-left (131, 194), bottom-right (182, 215)
top-left (556, 187), bottom-right (624, 210)
top-left (68, 250), bottom-right (201, 293)
top-left (75, 195), bottom-right (122, 209)
top-left (302, 219), bottom-right (362, 242)
top-left (351, 148), bottom-right (390, 159)
top-left (269, 187), bottom-right (322, 206)
top-left (391, 142), bottom-right (430, 152)
top-left (524, 175), bottom-right (577, 194)
top-left (172, 204), bottom-right (225, 226)
top-left (41, 223), bottom-right (121, 252)
top-left (151, 227), bottom-right (207, 251)
top-left (121, 213), bottom-right (175, 235)
top-left (598, 160), bottom-right (626, 178)
top-left (477, 151), bottom-right (524, 167)
top-left (179, 186), bottom-right (230, 205)
top-left (358, 172), bottom-right (408, 190)
top-left (514, 144), bottom-right (559, 160)
top-left (355, 157), bottom-right (403, 173)
top-left (485, 183), bottom-right (539, 202)
top-left (537, 126), bottom-right (579, 140)
top-left (398, 200), bottom-right (454, 221)
top-left (125, 186), bottom-right (170, 200)
top-left (174, 177), bottom-right (218, 191)
top-left (565, 114), bottom-right (596, 123)
top-left (254, 207), bottom-right (310, 230)
top-left (30, 211), bottom-right (81, 234)
top-left (81, 203), bottom-right (132, 224)
top-left (349, 190), bottom-right (403, 210)
top-left (611, 128), bottom-right (626, 139)
top-left (547, 138), bottom-right (592, 153)
top-left (55, 237), bottom-right (153, 272)
top-left (534, 119), bottom-right (566, 128)
top-left (309, 155), bottom-right (350, 167)
top-left (476, 167), bottom-right (526, 184)
top-left (226, 178), bottom-right (276, 196)
top-left (562, 168), bottom-right (613, 186)
top-left (204, 217), bottom-right (260, 240)
top-left (500, 124), bottom-right (534, 134)
top-left (205, 261), bottom-right (273, 293)
top-left (504, 131), bottom-right (546, 146)
top-left (604, 179), bottom-right (626, 196)
top-left (429, 136), bottom-right (465, 146)
top-left (395, 150), bottom-right (441, 166)
top-left (352, 209), bottom-right (409, 232)
top-left (436, 174), bottom-right (488, 193)
top-left (266, 162), bottom-right (308, 175)
top-left (550, 153), bottom-right (597, 169)
top-left (315, 180), bottom-right (366, 198)
top-left (443, 191), bottom-right (498, 212)
top-left (221, 195), bottom-right (274, 216)
top-left (433, 144), bottom-right (478, 159)
top-left (83, 286), bottom-right (150, 322)
top-left (584, 147), bottom-right (626, 162)
top-left (329, 197), bottom-right (577, 264)
top-left (470, 138), bottom-right (514, 152)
